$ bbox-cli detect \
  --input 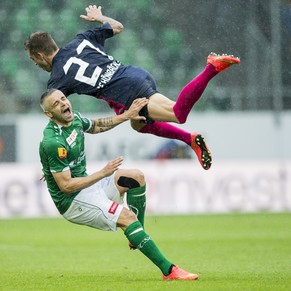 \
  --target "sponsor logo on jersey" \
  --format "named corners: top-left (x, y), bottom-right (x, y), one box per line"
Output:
top-left (58, 148), bottom-right (67, 159)
top-left (97, 60), bottom-right (121, 89)
top-left (66, 129), bottom-right (77, 146)
top-left (108, 202), bottom-right (119, 214)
